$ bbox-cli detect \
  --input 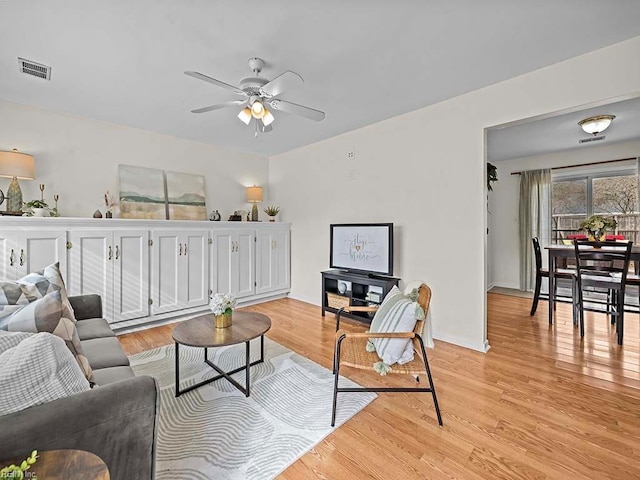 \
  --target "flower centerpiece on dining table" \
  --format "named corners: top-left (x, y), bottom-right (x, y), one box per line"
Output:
top-left (579, 214), bottom-right (617, 242)
top-left (209, 293), bottom-right (237, 328)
